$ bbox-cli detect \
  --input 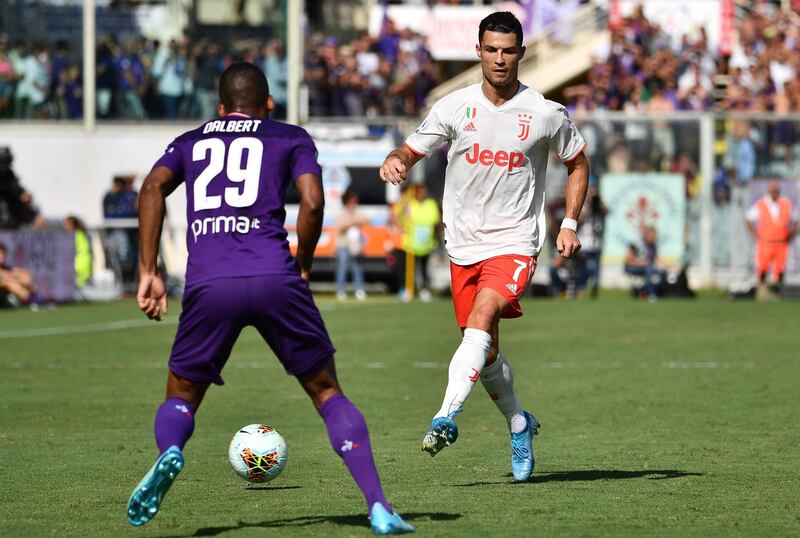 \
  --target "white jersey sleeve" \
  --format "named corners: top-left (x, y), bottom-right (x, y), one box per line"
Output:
top-left (745, 203), bottom-right (760, 223)
top-left (545, 100), bottom-right (586, 162)
top-left (405, 102), bottom-right (452, 156)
